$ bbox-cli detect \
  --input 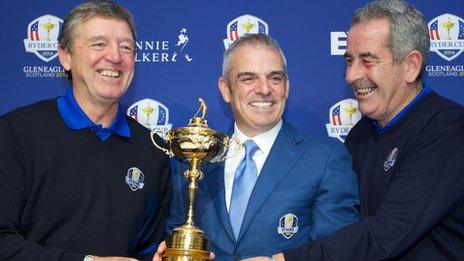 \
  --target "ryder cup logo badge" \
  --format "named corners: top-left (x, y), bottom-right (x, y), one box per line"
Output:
top-left (383, 147), bottom-right (399, 172)
top-left (125, 167), bottom-right (145, 191)
top-left (23, 14), bottom-right (63, 62)
top-left (428, 13), bottom-right (464, 61)
top-left (127, 98), bottom-right (173, 137)
top-left (277, 213), bottom-right (299, 239)
top-left (223, 14), bottom-right (269, 49)
top-left (325, 99), bottom-right (361, 143)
